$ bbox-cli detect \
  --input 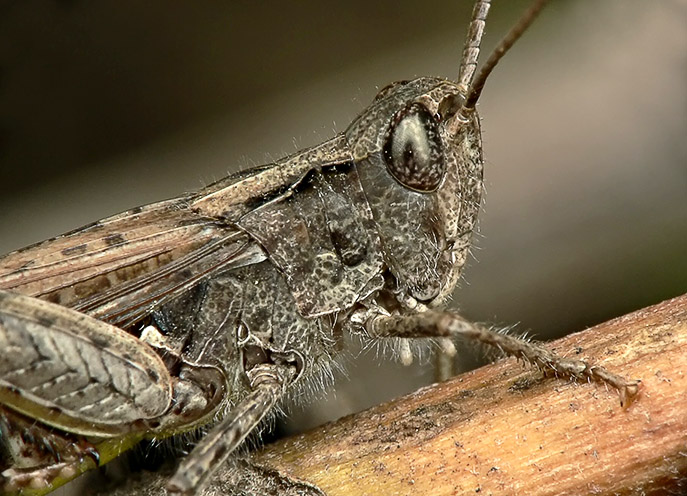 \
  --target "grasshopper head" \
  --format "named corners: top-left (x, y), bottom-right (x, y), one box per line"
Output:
top-left (344, 1), bottom-right (547, 311)
top-left (345, 78), bottom-right (482, 309)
